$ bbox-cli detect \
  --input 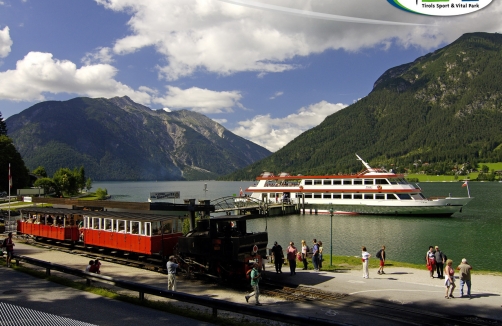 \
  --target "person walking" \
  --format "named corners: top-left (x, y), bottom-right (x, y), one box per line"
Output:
top-left (301, 240), bottom-right (308, 270)
top-left (361, 246), bottom-right (371, 279)
top-left (434, 246), bottom-right (446, 279)
top-left (457, 258), bottom-right (472, 298)
top-left (312, 239), bottom-right (320, 271)
top-left (377, 245), bottom-right (386, 275)
top-left (286, 242), bottom-right (297, 276)
top-left (166, 255), bottom-right (179, 291)
top-left (444, 259), bottom-right (456, 299)
top-left (245, 262), bottom-right (262, 306)
top-left (318, 241), bottom-right (323, 269)
top-left (2, 232), bottom-right (15, 268)
top-left (271, 241), bottom-right (284, 274)
top-left (426, 246), bottom-right (436, 279)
